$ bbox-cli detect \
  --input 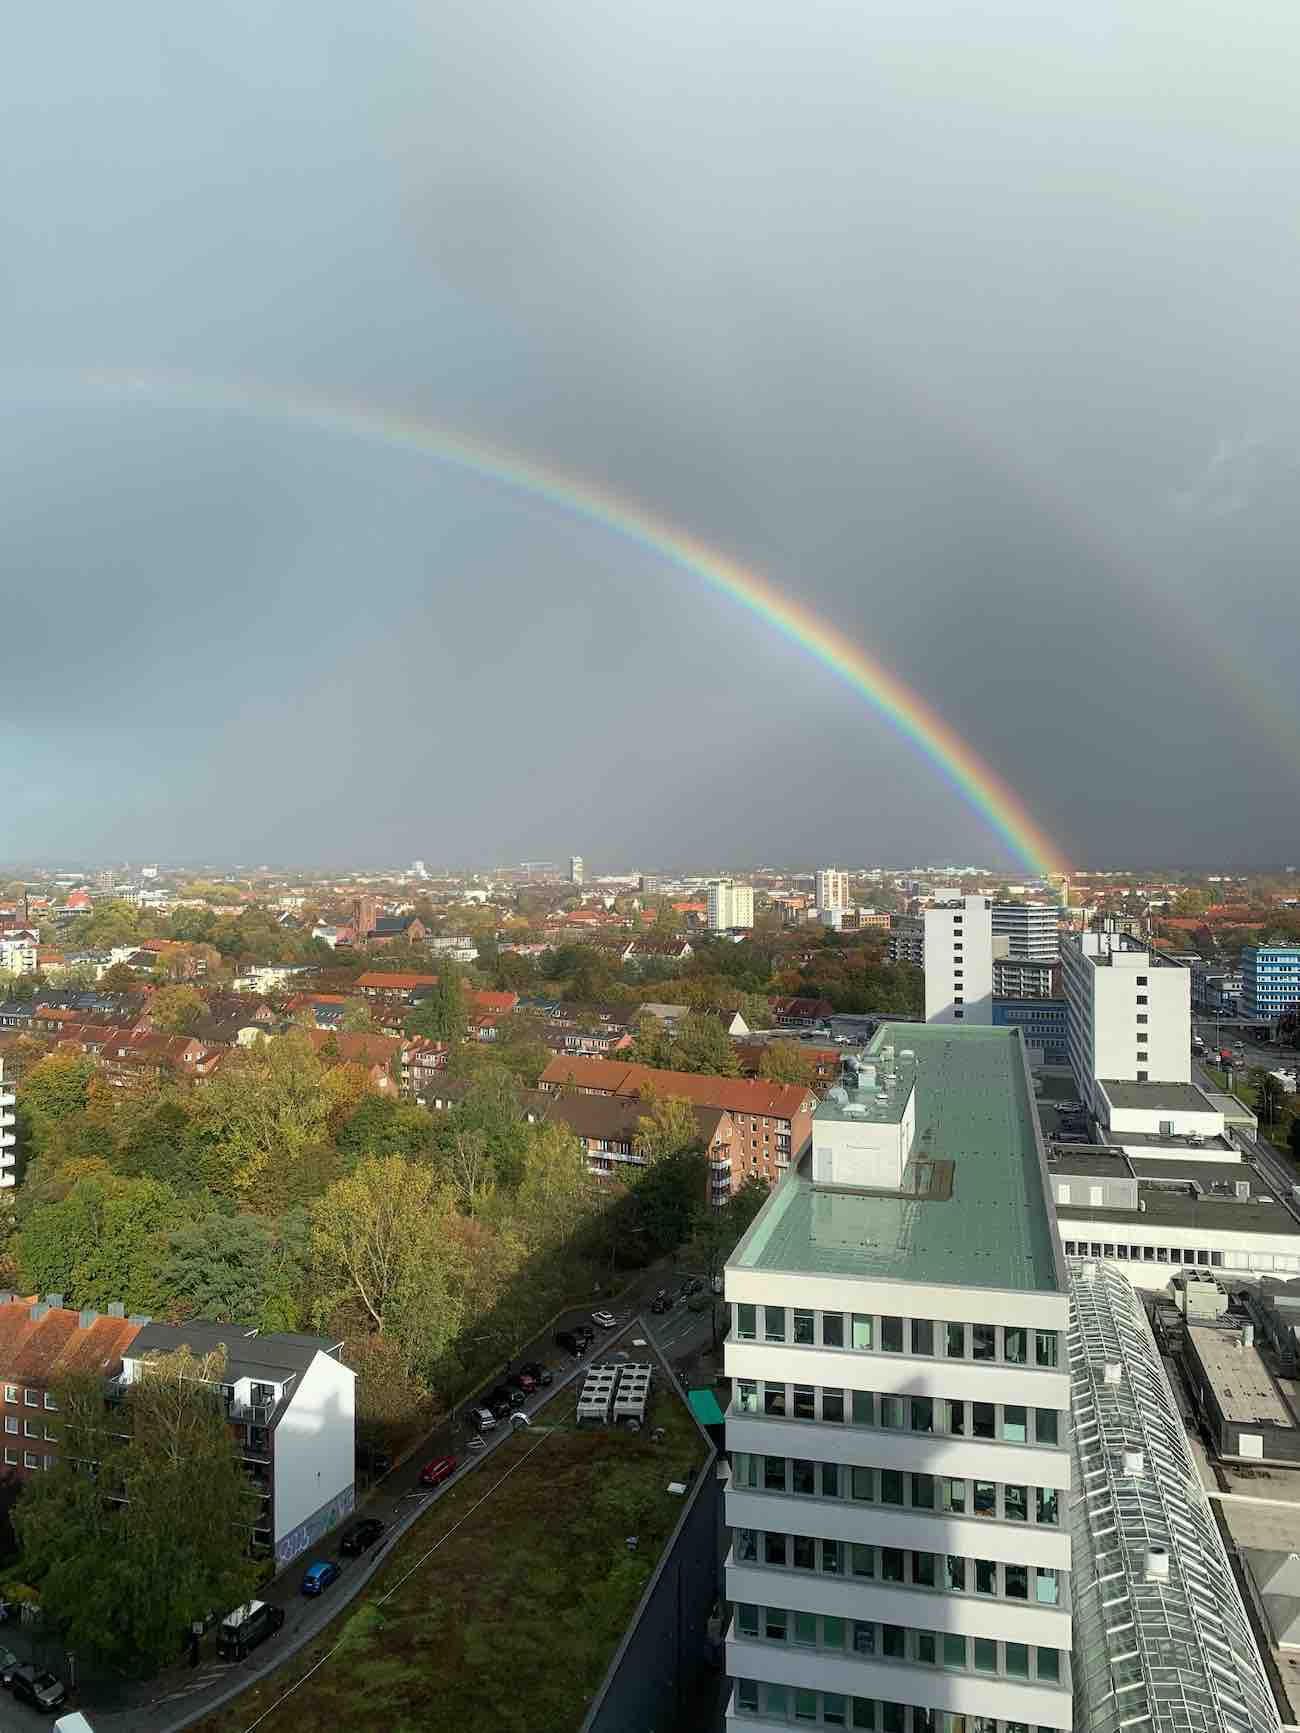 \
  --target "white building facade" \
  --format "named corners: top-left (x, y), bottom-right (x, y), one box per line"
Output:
top-left (570, 855), bottom-right (585, 886)
top-left (991, 904), bottom-right (1059, 963)
top-left (0, 1060), bottom-right (14, 1188)
top-left (816, 870), bottom-right (850, 914)
top-left (710, 880), bottom-right (756, 931)
top-left (924, 896), bottom-right (993, 1025)
top-left (725, 1026), bottom-right (1073, 1733)
top-left (1060, 933), bottom-right (1190, 1116)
